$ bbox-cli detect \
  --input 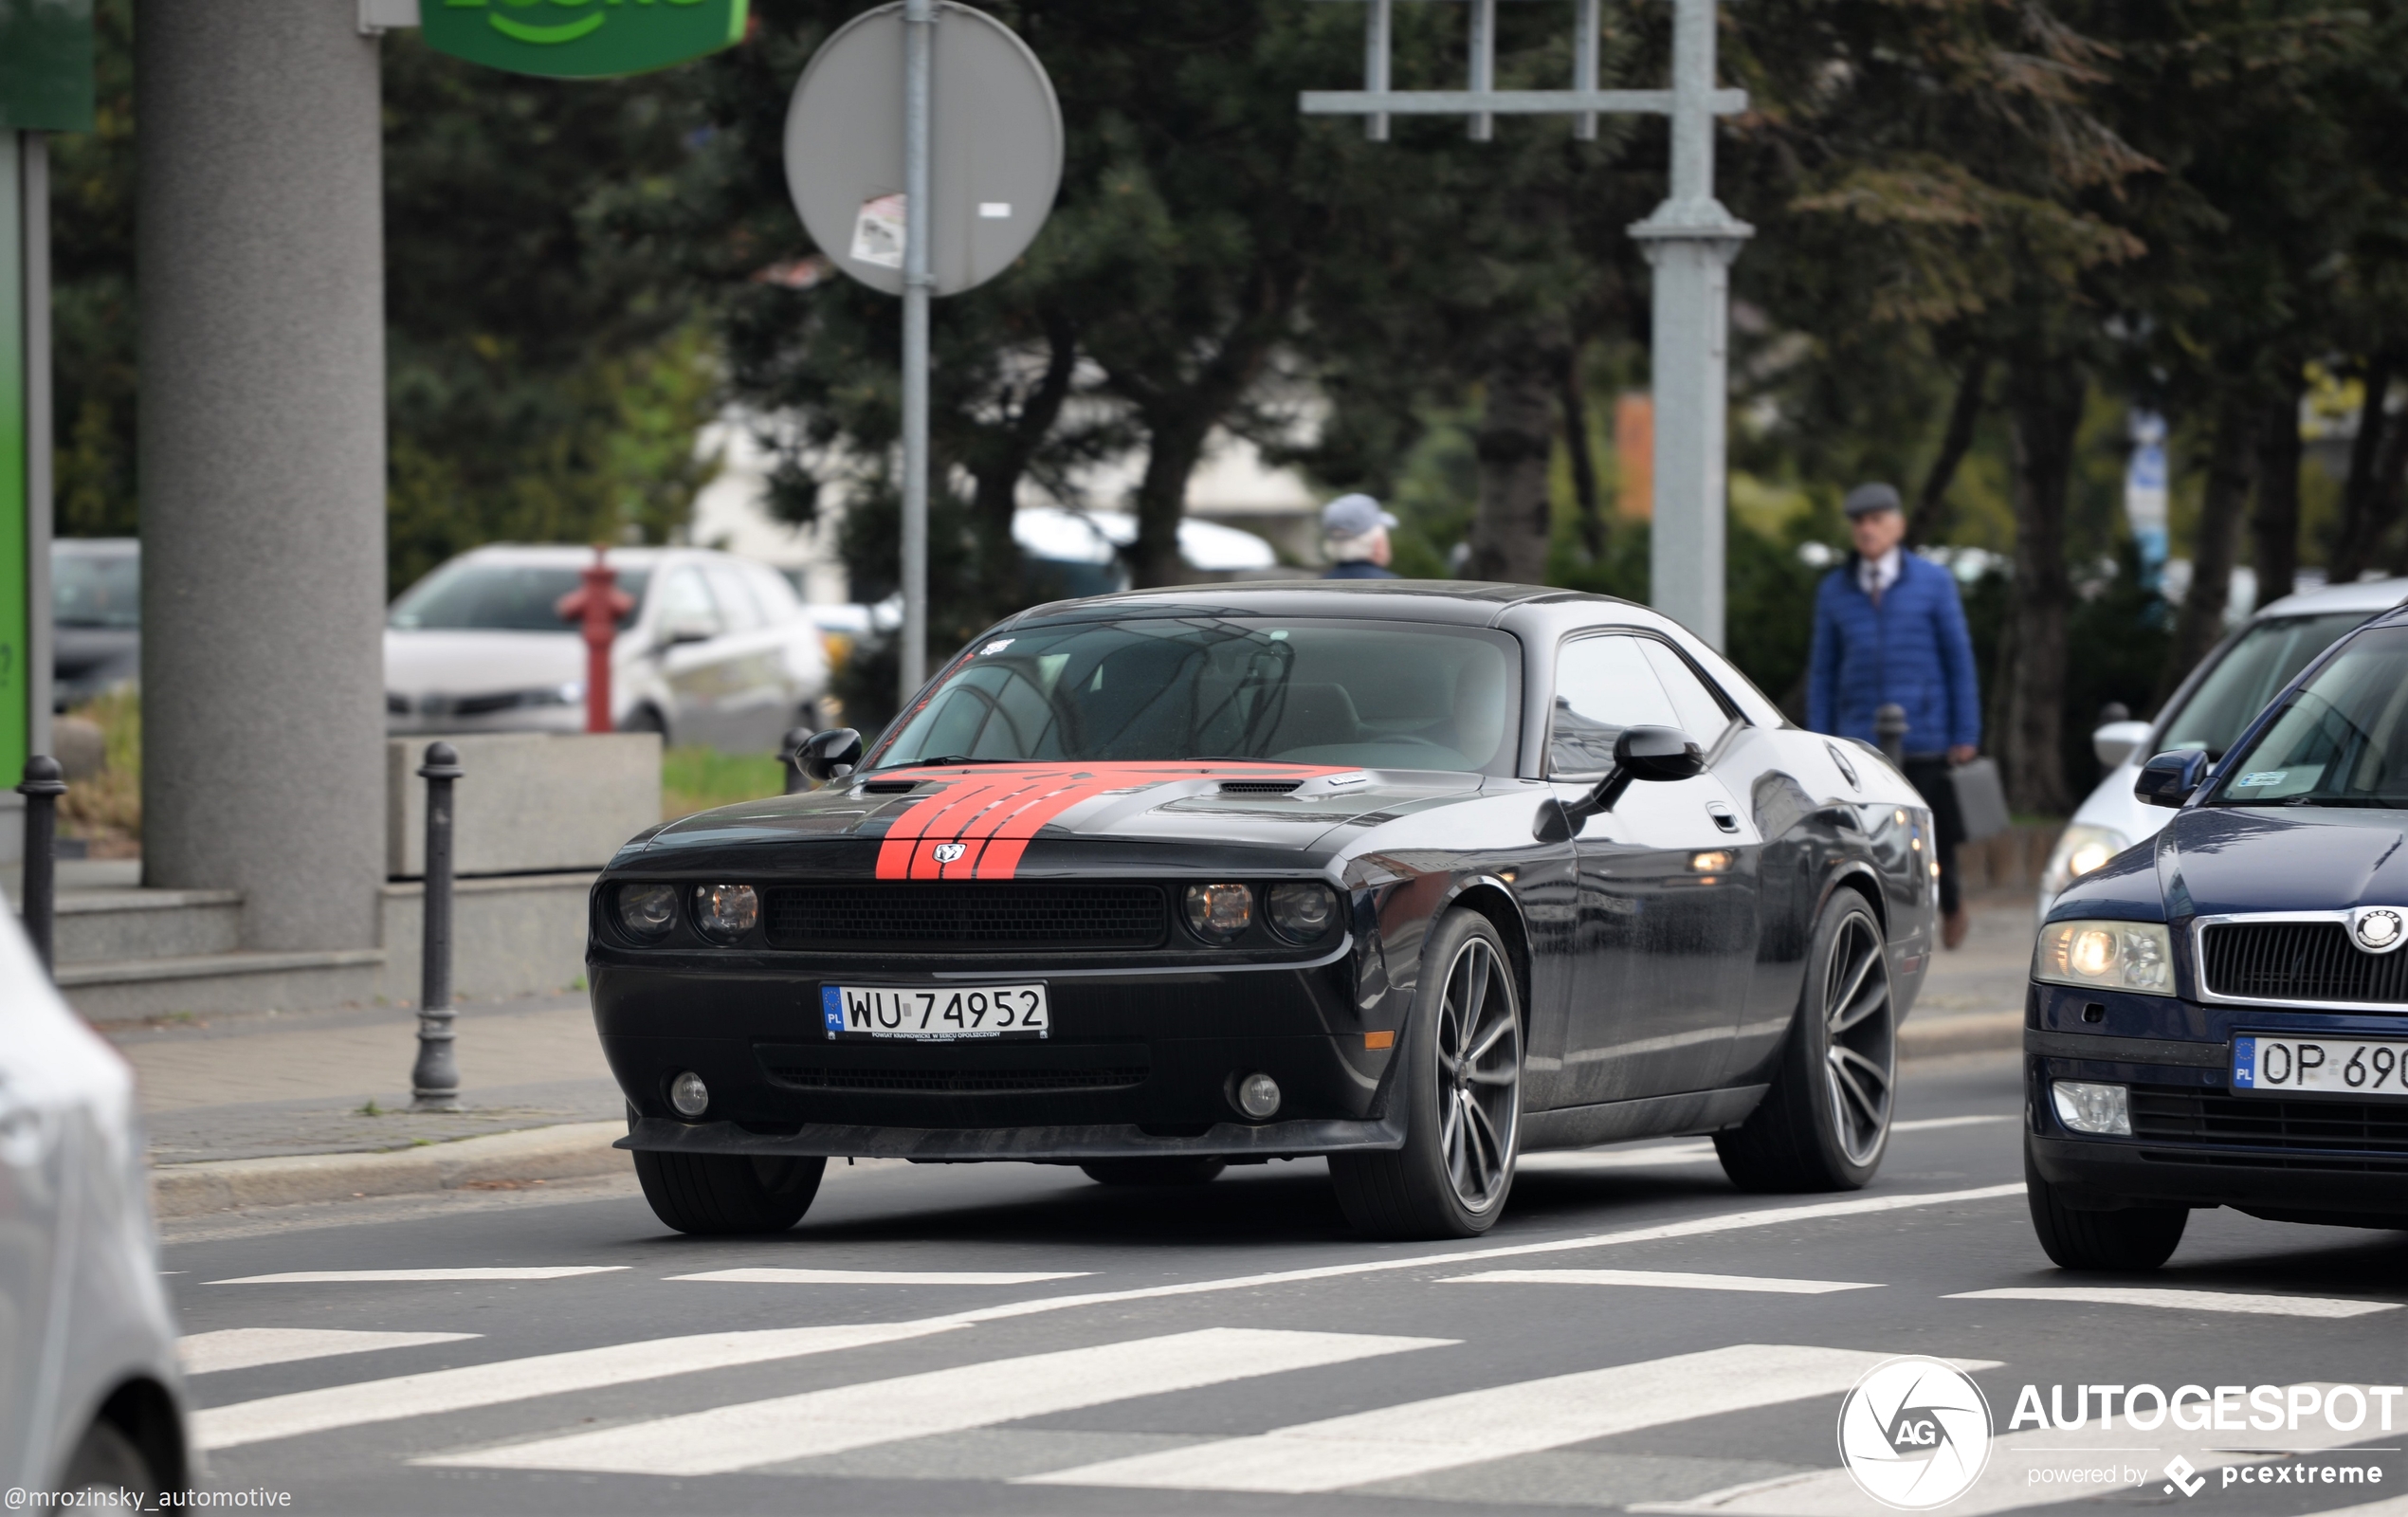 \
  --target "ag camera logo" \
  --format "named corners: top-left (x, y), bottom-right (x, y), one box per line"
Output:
top-left (1838, 1356), bottom-right (1994, 1509)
